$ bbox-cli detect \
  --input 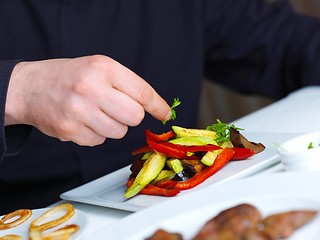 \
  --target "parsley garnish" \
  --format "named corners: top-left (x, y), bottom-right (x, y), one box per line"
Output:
top-left (307, 141), bottom-right (320, 149)
top-left (206, 119), bottom-right (243, 143)
top-left (162, 97), bottom-right (181, 125)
